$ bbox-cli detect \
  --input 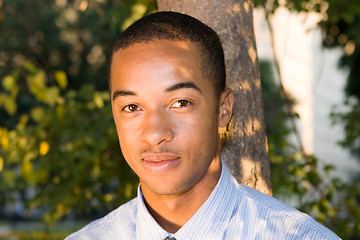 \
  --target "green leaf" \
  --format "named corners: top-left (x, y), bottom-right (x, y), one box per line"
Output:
top-left (54, 70), bottom-right (68, 90)
top-left (29, 168), bottom-right (49, 185)
top-left (44, 86), bottom-right (60, 106)
top-left (31, 107), bottom-right (46, 123)
top-left (56, 105), bottom-right (66, 120)
top-left (93, 92), bottom-right (105, 108)
top-left (23, 61), bottom-right (37, 73)
top-left (324, 164), bottom-right (335, 173)
top-left (121, 3), bottom-right (147, 31)
top-left (0, 157), bottom-right (3, 172)
top-left (21, 151), bottom-right (38, 179)
top-left (2, 94), bottom-right (17, 115)
top-left (2, 170), bottom-right (16, 186)
top-left (2, 75), bottom-right (16, 91)
top-left (27, 70), bottom-right (46, 96)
